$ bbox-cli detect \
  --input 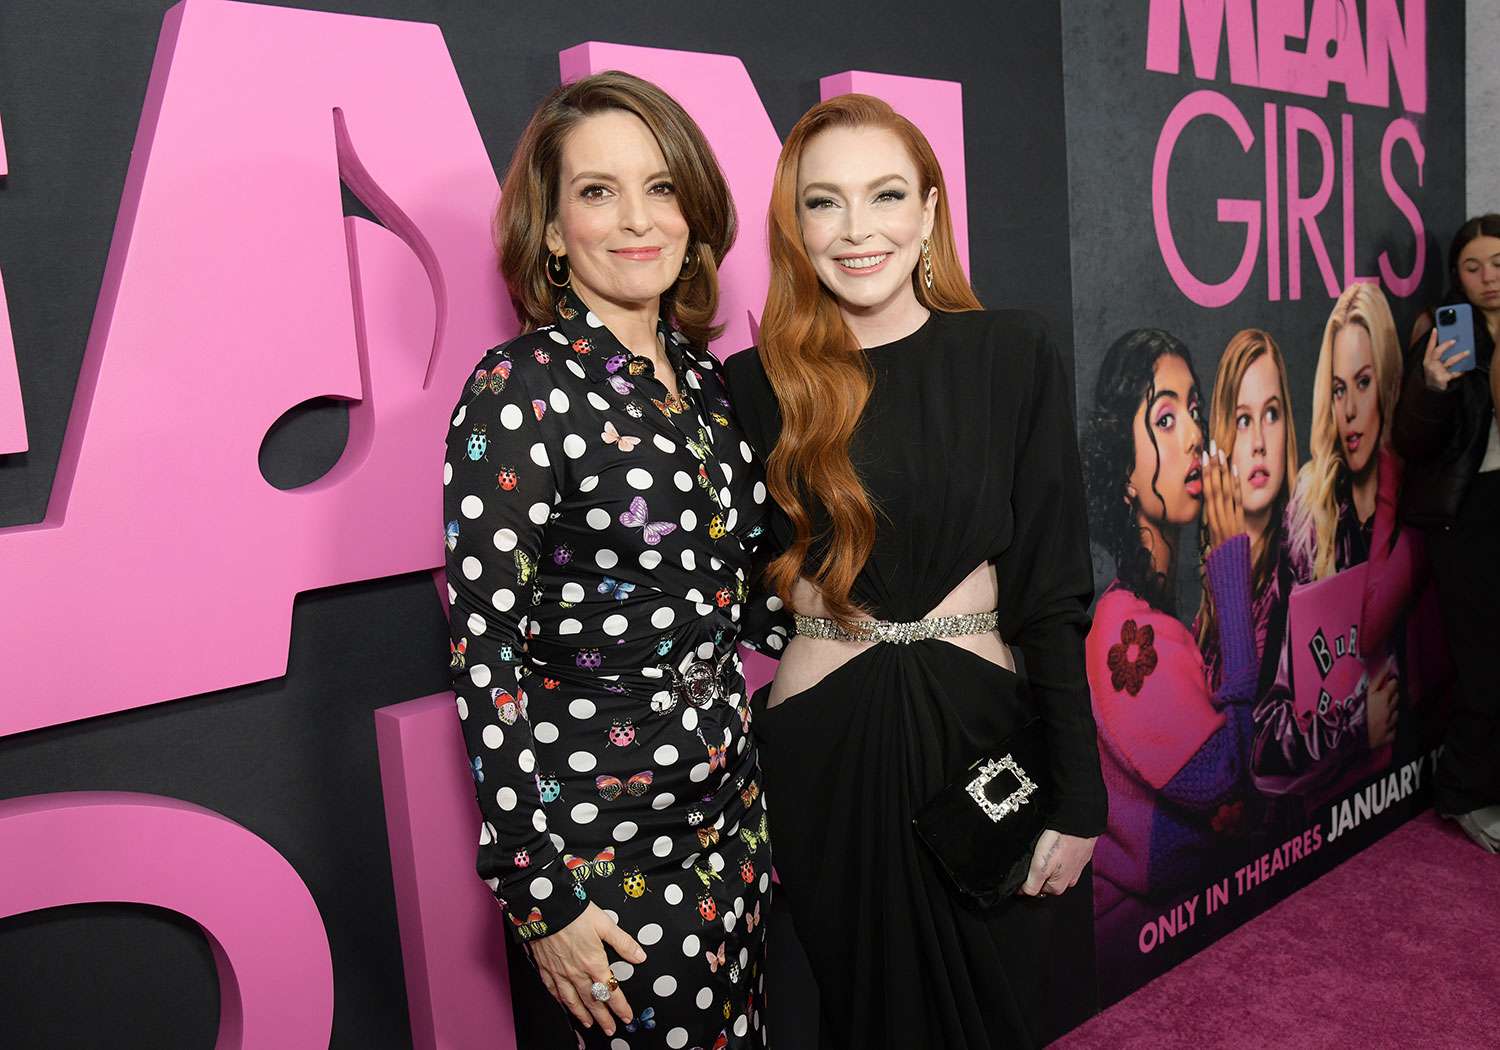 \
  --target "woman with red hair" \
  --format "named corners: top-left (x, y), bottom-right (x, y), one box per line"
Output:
top-left (725, 95), bottom-right (1105, 1049)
